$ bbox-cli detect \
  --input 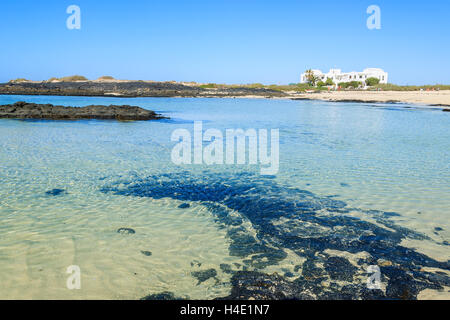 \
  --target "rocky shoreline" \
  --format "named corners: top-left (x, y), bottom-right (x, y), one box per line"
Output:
top-left (2, 81), bottom-right (450, 111)
top-left (0, 101), bottom-right (165, 120)
top-left (0, 81), bottom-right (287, 98)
